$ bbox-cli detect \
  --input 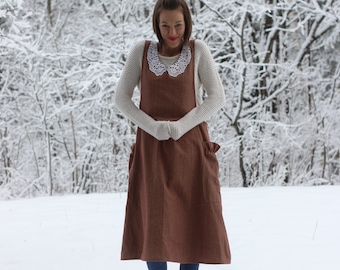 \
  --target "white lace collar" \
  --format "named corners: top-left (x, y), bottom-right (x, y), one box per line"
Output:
top-left (147, 41), bottom-right (191, 77)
